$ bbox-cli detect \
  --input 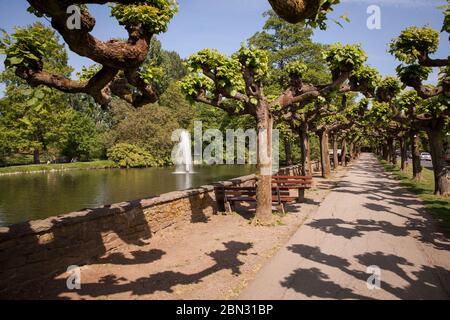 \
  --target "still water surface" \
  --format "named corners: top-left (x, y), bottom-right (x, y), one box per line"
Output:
top-left (0, 165), bottom-right (255, 227)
